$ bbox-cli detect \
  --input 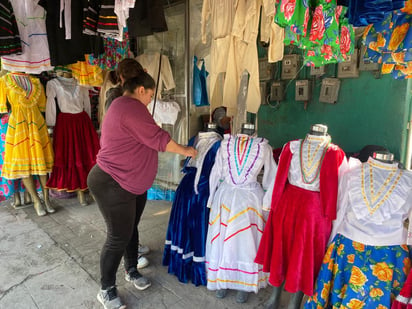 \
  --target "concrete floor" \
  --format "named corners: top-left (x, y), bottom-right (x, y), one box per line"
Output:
top-left (0, 194), bottom-right (303, 309)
